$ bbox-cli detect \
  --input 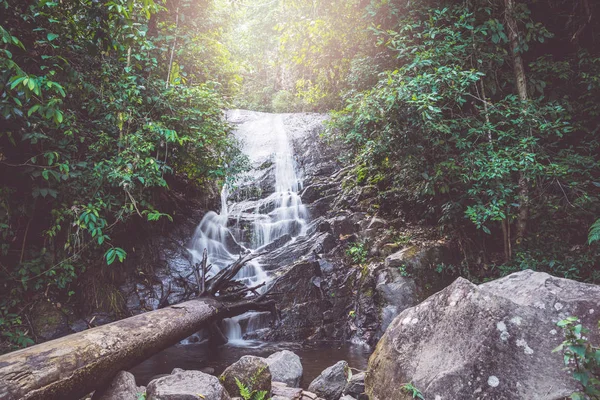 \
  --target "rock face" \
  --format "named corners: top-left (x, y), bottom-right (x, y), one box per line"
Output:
top-left (93, 371), bottom-right (144, 400)
top-left (366, 270), bottom-right (600, 400)
top-left (219, 355), bottom-right (271, 397)
top-left (307, 361), bottom-right (349, 400)
top-left (375, 266), bottom-right (418, 338)
top-left (146, 370), bottom-right (230, 400)
top-left (265, 350), bottom-right (304, 387)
